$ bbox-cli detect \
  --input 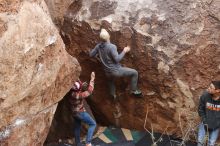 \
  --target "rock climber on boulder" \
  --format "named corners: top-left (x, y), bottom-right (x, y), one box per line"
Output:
top-left (89, 28), bottom-right (142, 99)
